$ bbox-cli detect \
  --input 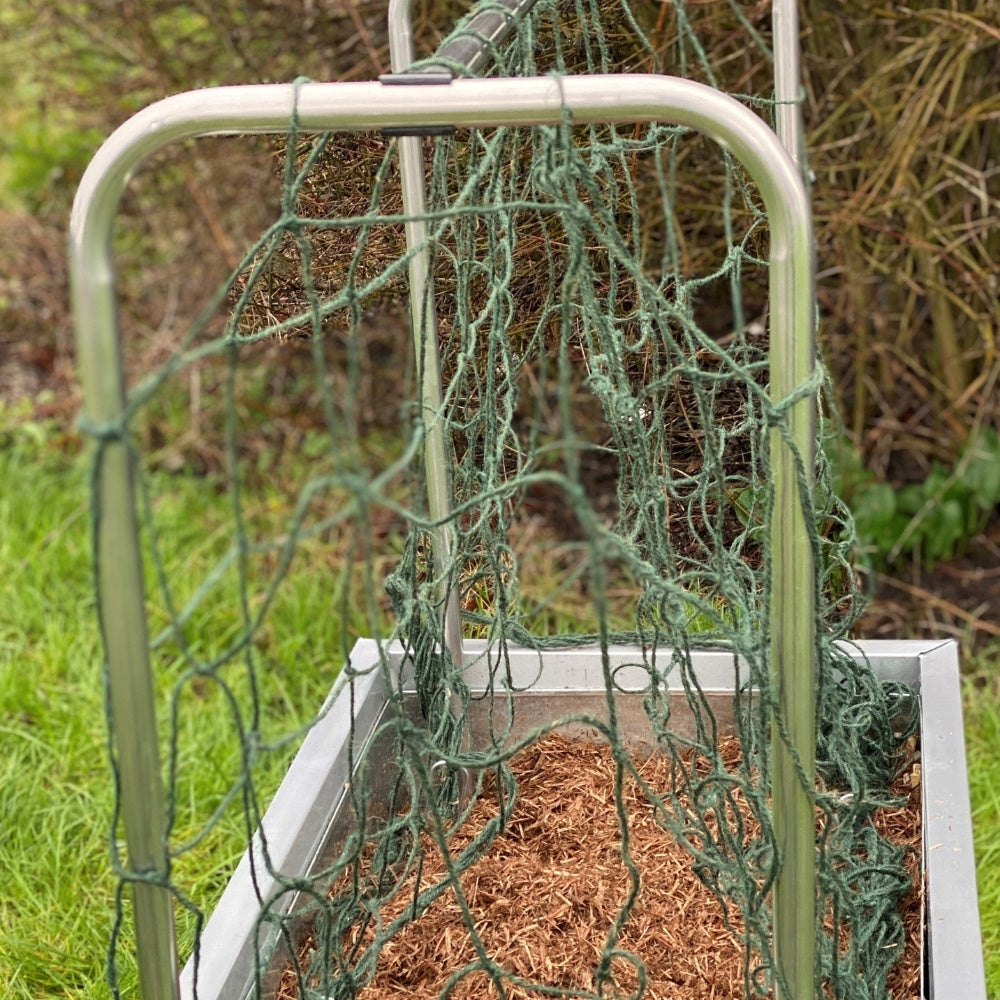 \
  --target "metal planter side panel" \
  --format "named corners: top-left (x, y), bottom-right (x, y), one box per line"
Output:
top-left (920, 640), bottom-right (986, 1000)
top-left (179, 640), bottom-right (388, 1000)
